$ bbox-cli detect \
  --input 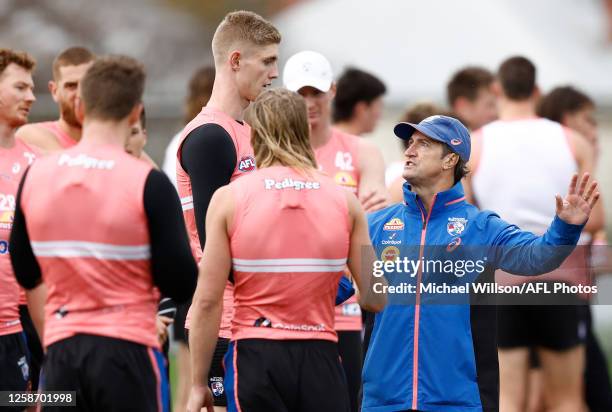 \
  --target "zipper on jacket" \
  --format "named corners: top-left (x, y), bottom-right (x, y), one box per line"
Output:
top-left (412, 194), bottom-right (436, 410)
